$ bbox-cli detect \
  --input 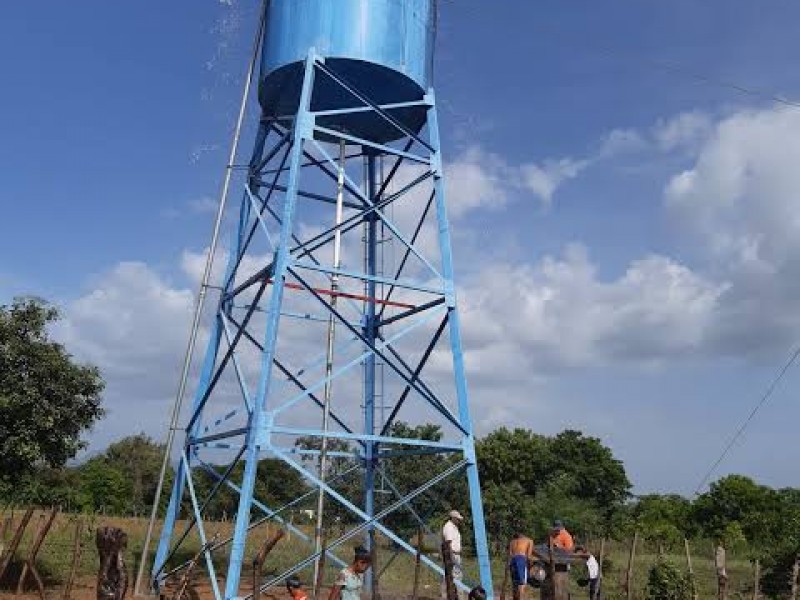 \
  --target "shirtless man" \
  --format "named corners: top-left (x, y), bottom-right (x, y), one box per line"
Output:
top-left (508, 532), bottom-right (535, 600)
